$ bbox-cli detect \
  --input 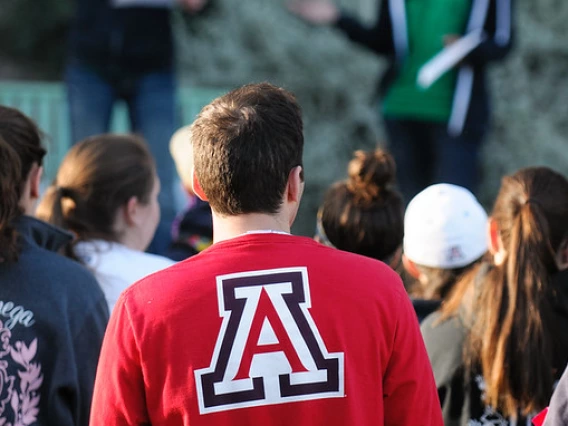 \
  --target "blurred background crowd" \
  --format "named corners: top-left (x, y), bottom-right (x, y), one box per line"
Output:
top-left (0, 0), bottom-right (567, 236)
top-left (1, 0), bottom-right (568, 425)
